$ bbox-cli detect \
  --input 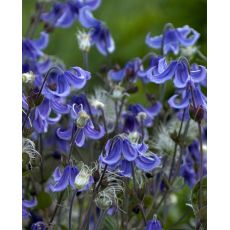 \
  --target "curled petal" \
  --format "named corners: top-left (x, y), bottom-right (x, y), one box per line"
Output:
top-left (75, 129), bottom-right (86, 147)
top-left (56, 128), bottom-right (72, 141)
top-left (176, 25), bottom-right (200, 47)
top-left (50, 166), bottom-right (70, 192)
top-left (47, 113), bottom-right (62, 124)
top-left (53, 167), bottom-right (62, 182)
top-left (137, 143), bottom-right (148, 154)
top-left (135, 154), bottom-right (161, 172)
top-left (51, 99), bottom-right (70, 114)
top-left (22, 198), bottom-right (37, 208)
top-left (56, 7), bottom-right (74, 28)
top-left (145, 33), bottom-right (163, 49)
top-left (65, 67), bottom-right (91, 89)
top-left (79, 6), bottom-right (100, 28)
top-left (122, 139), bottom-right (138, 161)
top-left (190, 64), bottom-right (207, 83)
top-left (148, 61), bottom-right (177, 84)
top-left (32, 32), bottom-right (49, 50)
top-left (84, 122), bottom-right (105, 140)
top-left (168, 90), bottom-right (190, 109)
top-left (38, 98), bottom-right (51, 118)
top-left (101, 137), bottom-right (122, 165)
top-left (84, 0), bottom-right (101, 10)
top-left (173, 59), bottom-right (189, 88)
